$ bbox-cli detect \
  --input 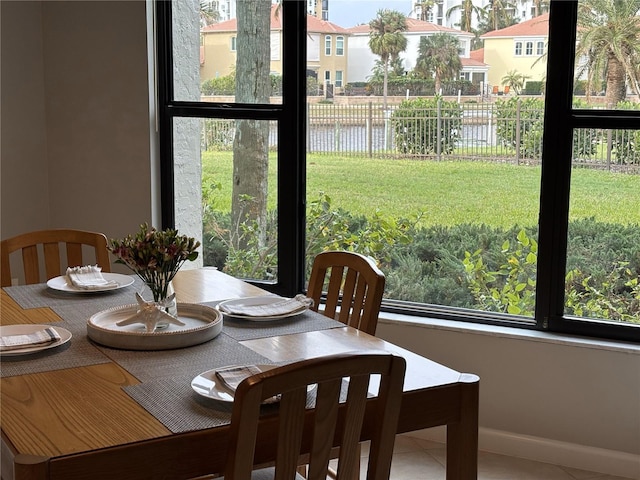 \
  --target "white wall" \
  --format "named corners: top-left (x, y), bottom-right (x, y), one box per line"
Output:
top-left (377, 317), bottom-right (640, 478)
top-left (1, 0), bottom-right (154, 254)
